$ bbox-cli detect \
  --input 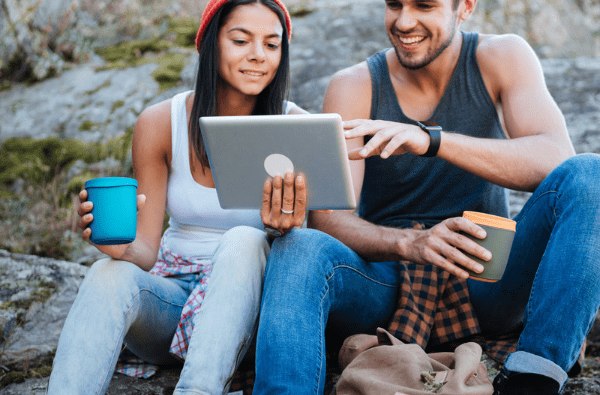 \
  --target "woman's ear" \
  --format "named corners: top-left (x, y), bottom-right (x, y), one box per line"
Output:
top-left (458, 0), bottom-right (477, 21)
